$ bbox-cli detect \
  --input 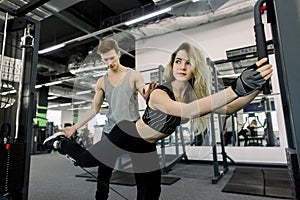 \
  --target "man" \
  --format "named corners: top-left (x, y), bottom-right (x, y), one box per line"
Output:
top-left (224, 115), bottom-right (233, 146)
top-left (60, 39), bottom-right (156, 199)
